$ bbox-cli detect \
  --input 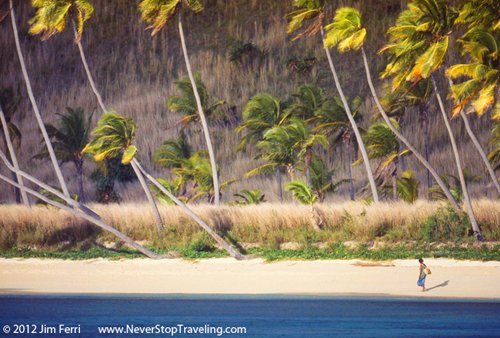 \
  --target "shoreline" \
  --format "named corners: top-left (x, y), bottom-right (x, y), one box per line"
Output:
top-left (1, 258), bottom-right (499, 300)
